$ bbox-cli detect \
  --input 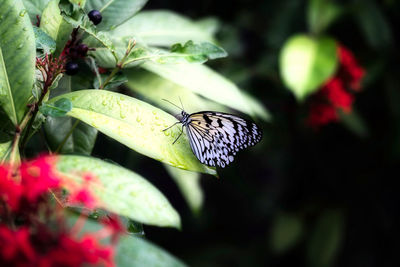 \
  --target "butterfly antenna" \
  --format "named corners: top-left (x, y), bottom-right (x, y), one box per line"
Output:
top-left (162, 99), bottom-right (183, 111)
top-left (178, 97), bottom-right (184, 110)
